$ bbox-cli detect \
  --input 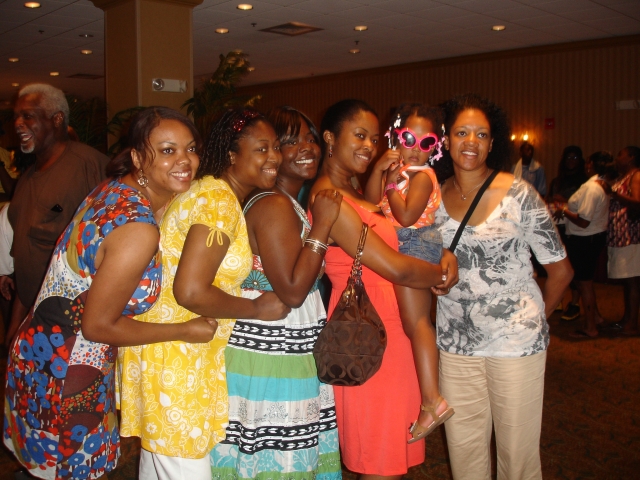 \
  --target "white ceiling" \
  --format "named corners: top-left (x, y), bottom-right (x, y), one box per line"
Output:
top-left (1, 0), bottom-right (640, 107)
